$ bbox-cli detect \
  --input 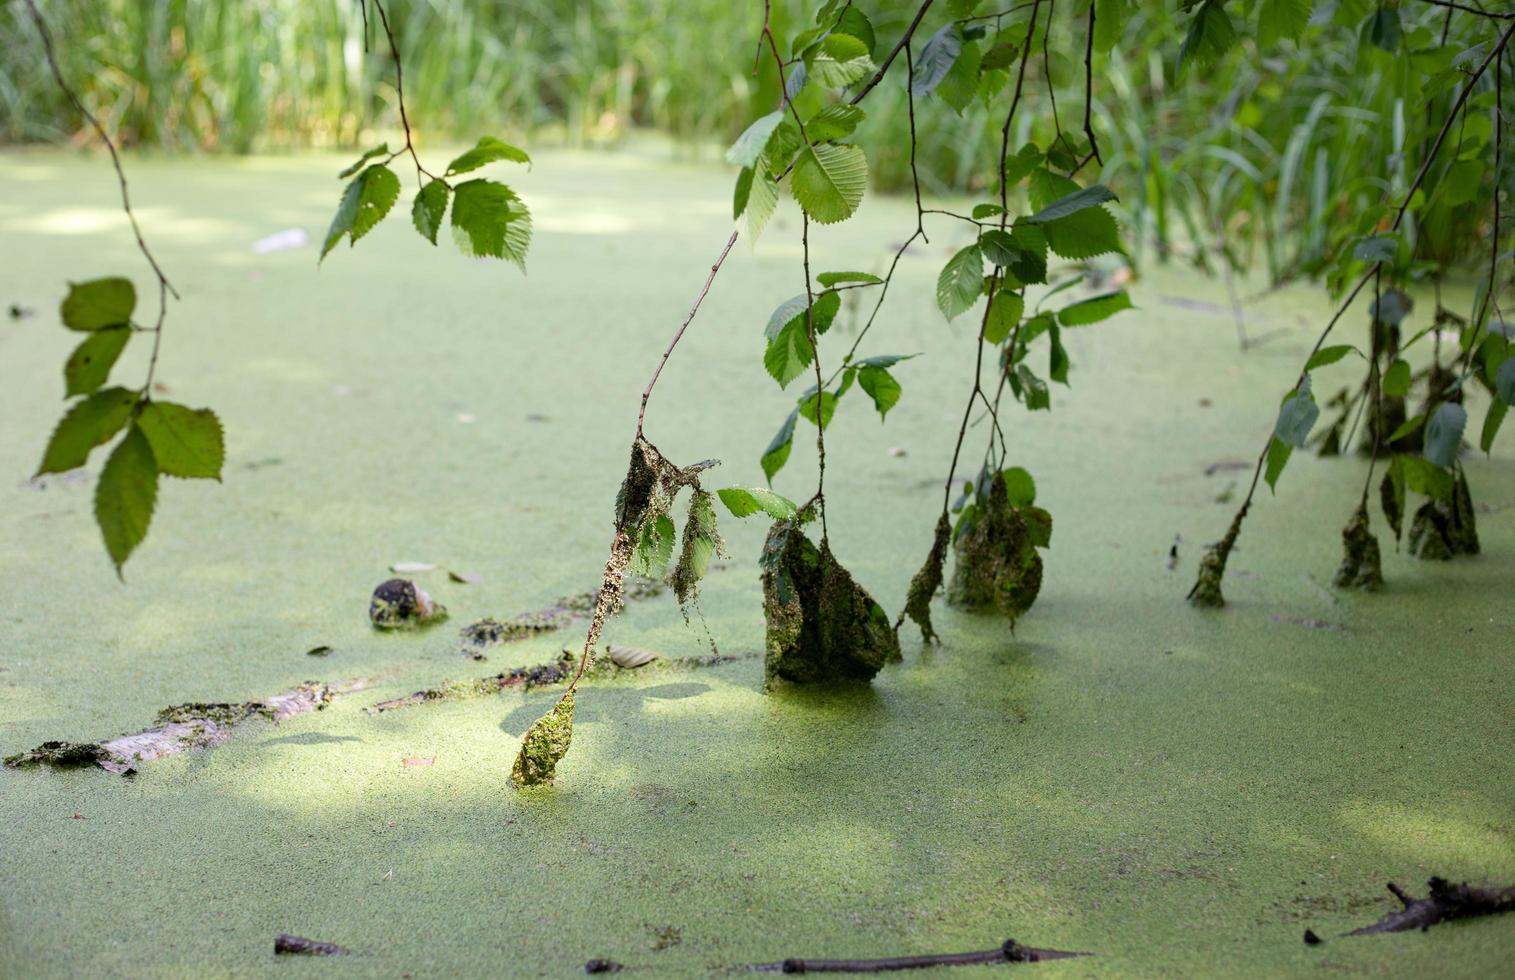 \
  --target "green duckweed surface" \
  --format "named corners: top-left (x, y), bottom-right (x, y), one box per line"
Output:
top-left (1, 147), bottom-right (1513, 978)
